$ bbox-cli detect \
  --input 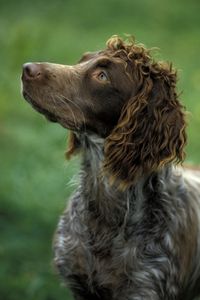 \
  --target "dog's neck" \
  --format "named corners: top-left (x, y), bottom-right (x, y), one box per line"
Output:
top-left (76, 133), bottom-right (164, 226)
